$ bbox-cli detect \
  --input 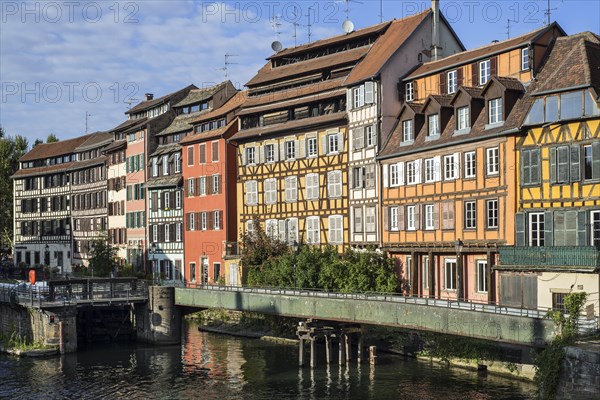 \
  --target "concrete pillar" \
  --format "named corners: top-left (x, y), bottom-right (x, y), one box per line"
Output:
top-left (339, 334), bottom-right (346, 365)
top-left (325, 335), bottom-right (332, 364)
top-left (135, 286), bottom-right (181, 345)
top-left (310, 338), bottom-right (316, 368)
top-left (299, 338), bottom-right (305, 366)
top-left (369, 346), bottom-right (377, 365)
